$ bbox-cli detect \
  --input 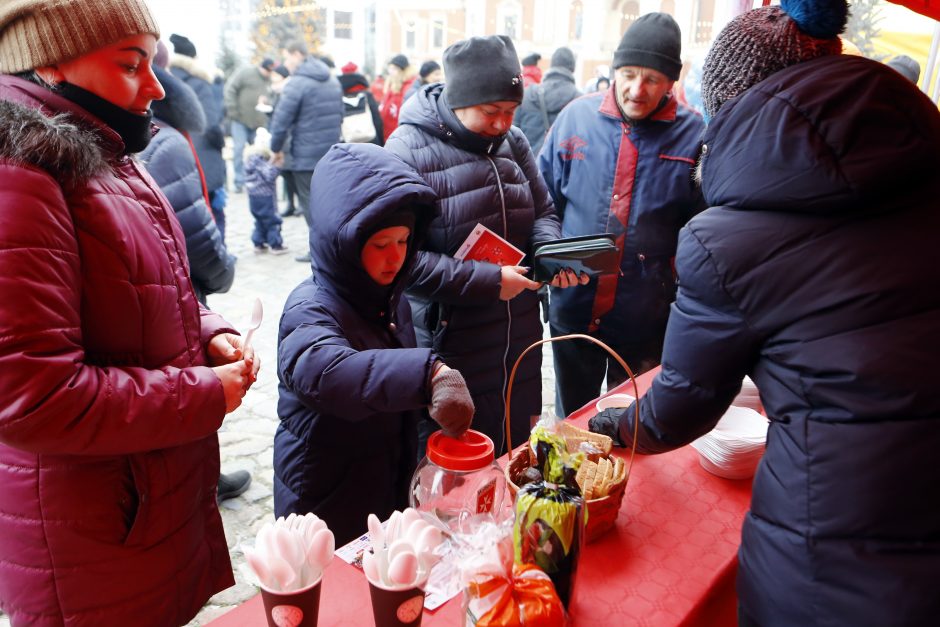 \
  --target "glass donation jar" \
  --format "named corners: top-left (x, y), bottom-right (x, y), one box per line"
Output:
top-left (409, 429), bottom-right (507, 532)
